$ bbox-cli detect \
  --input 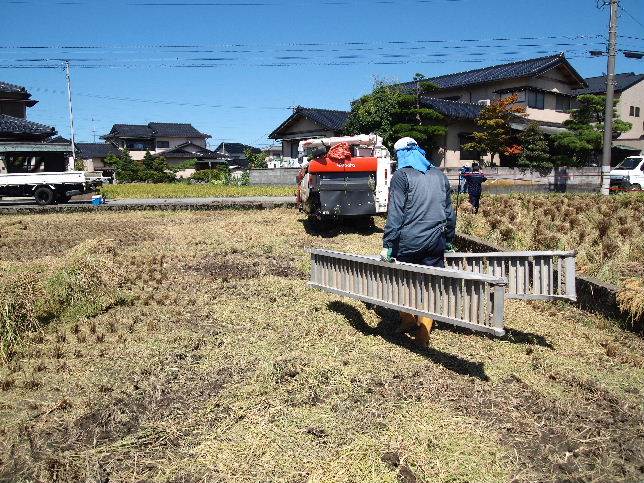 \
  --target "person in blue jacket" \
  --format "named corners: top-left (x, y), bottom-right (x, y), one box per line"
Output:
top-left (465, 163), bottom-right (487, 214)
top-left (380, 137), bottom-right (456, 345)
